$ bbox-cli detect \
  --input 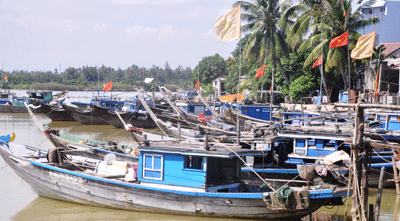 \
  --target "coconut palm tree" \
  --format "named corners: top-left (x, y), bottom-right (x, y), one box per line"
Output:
top-left (234, 0), bottom-right (294, 87)
top-left (295, 0), bottom-right (378, 90)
